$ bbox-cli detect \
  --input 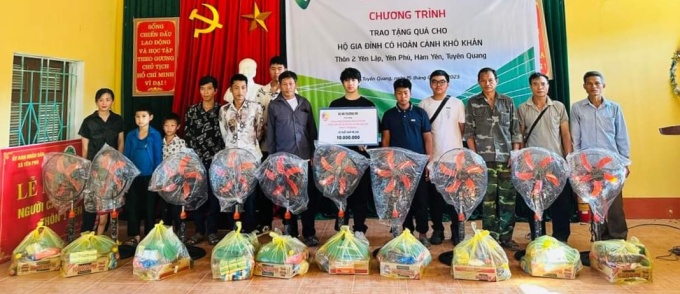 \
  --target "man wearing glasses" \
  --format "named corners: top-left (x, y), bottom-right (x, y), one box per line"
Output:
top-left (418, 69), bottom-right (466, 245)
